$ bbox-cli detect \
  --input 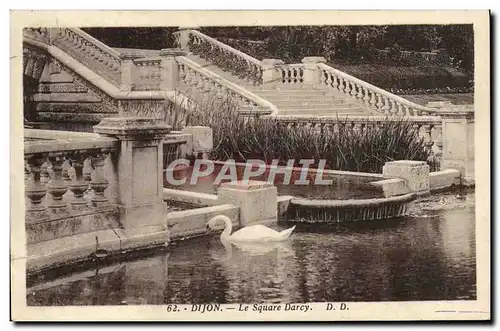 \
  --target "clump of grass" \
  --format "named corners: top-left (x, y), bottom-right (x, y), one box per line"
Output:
top-left (188, 102), bottom-right (437, 173)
